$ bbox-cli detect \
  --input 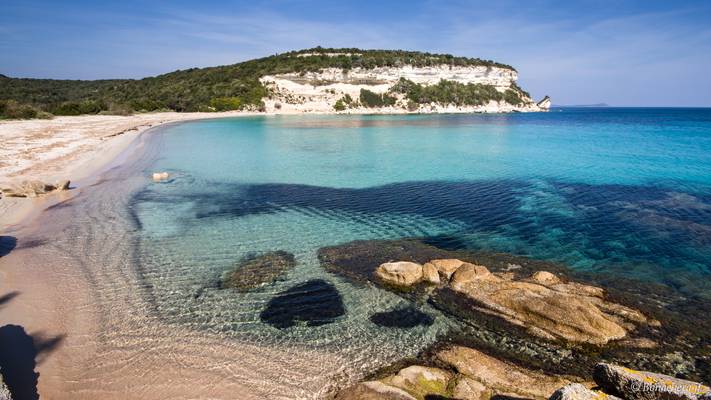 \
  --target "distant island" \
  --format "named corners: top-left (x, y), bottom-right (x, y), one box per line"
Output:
top-left (0, 47), bottom-right (550, 119)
